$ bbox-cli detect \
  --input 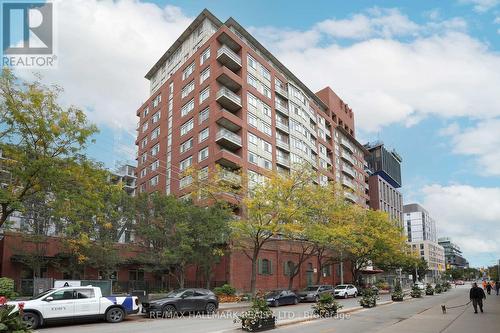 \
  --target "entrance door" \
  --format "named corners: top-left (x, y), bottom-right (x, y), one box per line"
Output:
top-left (306, 263), bottom-right (314, 286)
